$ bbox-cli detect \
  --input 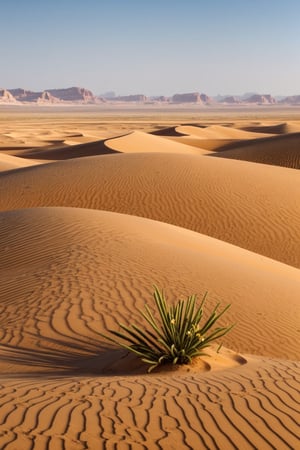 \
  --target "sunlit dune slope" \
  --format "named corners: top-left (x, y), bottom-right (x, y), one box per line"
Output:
top-left (104, 130), bottom-right (204, 154)
top-left (163, 124), bottom-right (275, 151)
top-left (175, 124), bottom-right (272, 140)
top-left (0, 207), bottom-right (299, 373)
top-left (16, 130), bottom-right (205, 161)
top-left (212, 132), bottom-right (300, 169)
top-left (0, 152), bottom-right (299, 267)
top-left (0, 152), bottom-right (41, 171)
